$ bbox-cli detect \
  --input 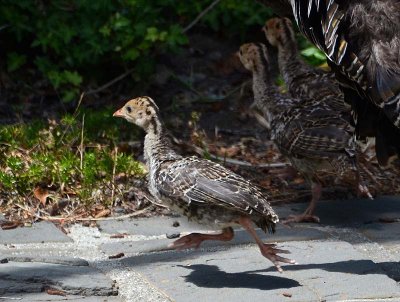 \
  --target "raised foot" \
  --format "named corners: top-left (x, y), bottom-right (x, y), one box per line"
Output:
top-left (168, 233), bottom-right (205, 250)
top-left (282, 214), bottom-right (320, 224)
top-left (260, 243), bottom-right (297, 273)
